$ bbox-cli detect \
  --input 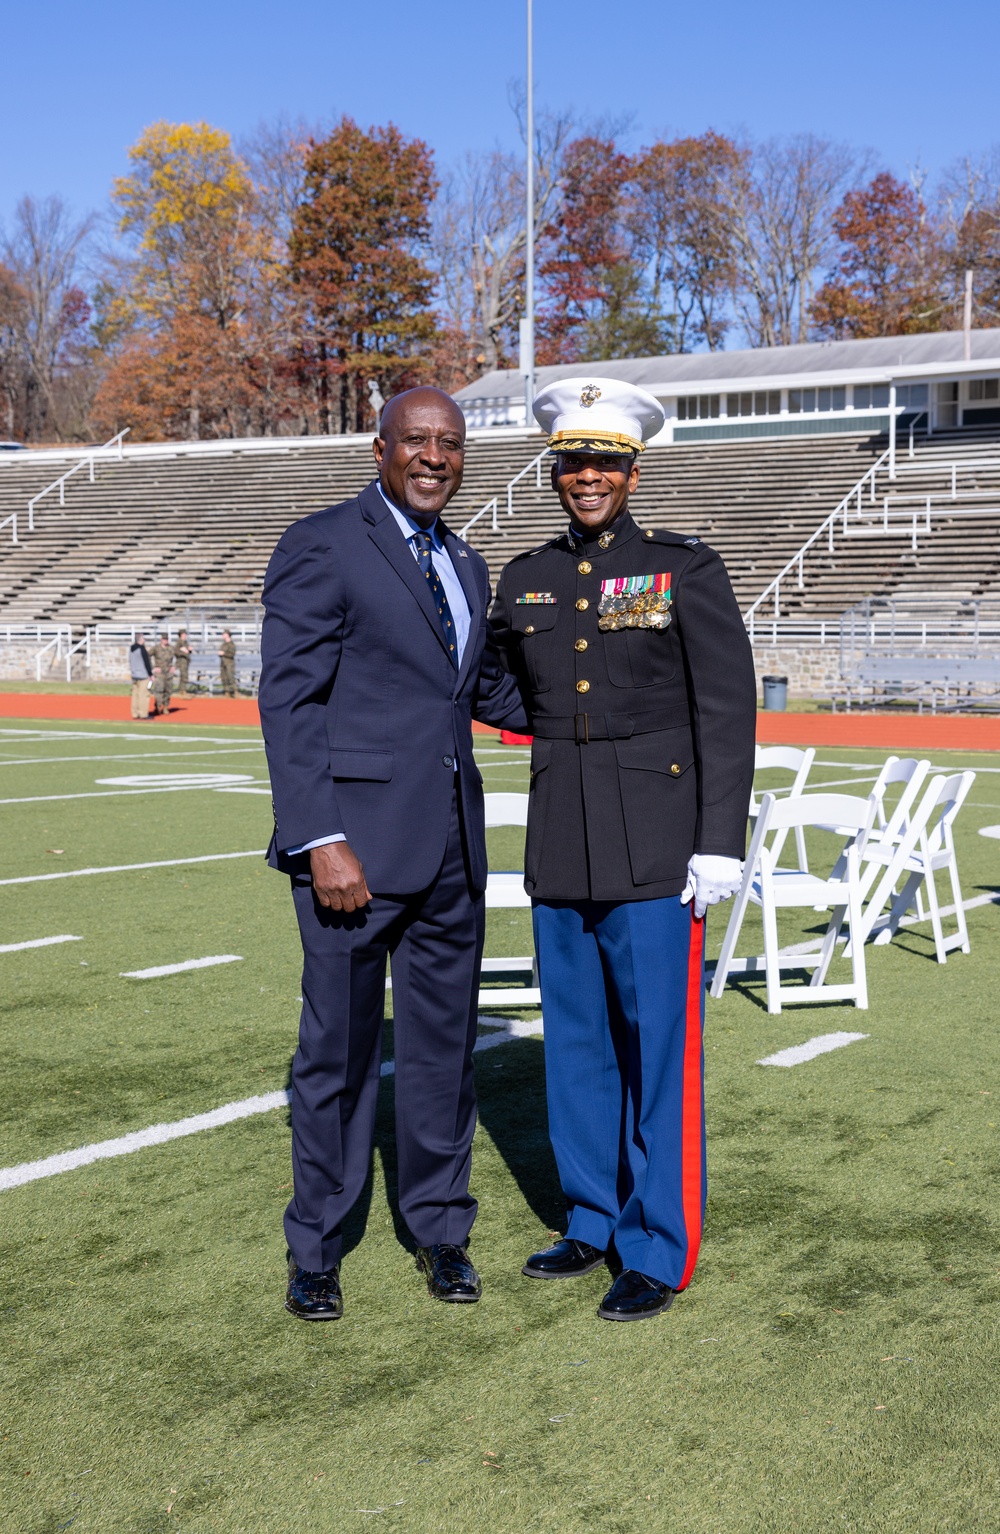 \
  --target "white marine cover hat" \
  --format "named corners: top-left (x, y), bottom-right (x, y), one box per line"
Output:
top-left (533, 376), bottom-right (666, 455)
